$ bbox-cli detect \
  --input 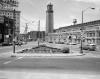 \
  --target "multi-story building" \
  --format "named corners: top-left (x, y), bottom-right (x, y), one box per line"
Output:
top-left (19, 31), bottom-right (45, 42)
top-left (0, 16), bottom-right (13, 44)
top-left (0, 0), bottom-right (20, 35)
top-left (46, 20), bottom-right (100, 45)
top-left (28, 31), bottom-right (45, 41)
top-left (0, 0), bottom-right (20, 45)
